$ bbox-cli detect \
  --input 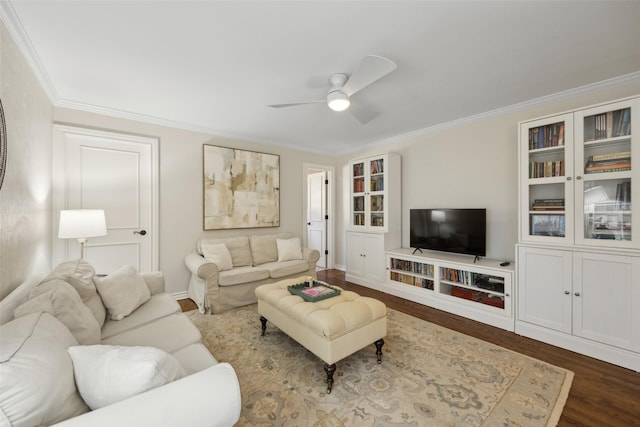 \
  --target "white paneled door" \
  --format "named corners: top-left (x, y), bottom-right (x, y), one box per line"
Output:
top-left (53, 125), bottom-right (158, 274)
top-left (307, 171), bottom-right (326, 269)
